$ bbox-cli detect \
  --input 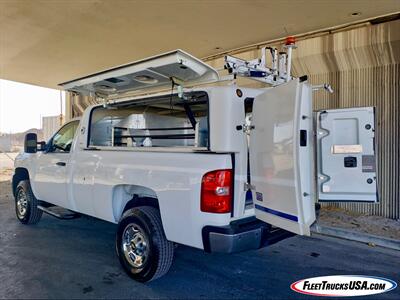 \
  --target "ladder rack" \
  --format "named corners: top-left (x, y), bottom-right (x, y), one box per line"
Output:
top-left (224, 36), bottom-right (297, 86)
